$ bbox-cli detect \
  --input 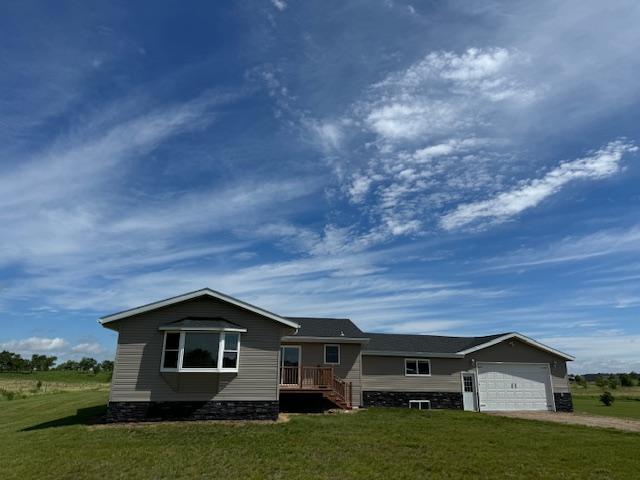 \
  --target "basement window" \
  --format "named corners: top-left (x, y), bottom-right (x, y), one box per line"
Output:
top-left (161, 331), bottom-right (240, 373)
top-left (405, 358), bottom-right (431, 376)
top-left (409, 400), bottom-right (431, 410)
